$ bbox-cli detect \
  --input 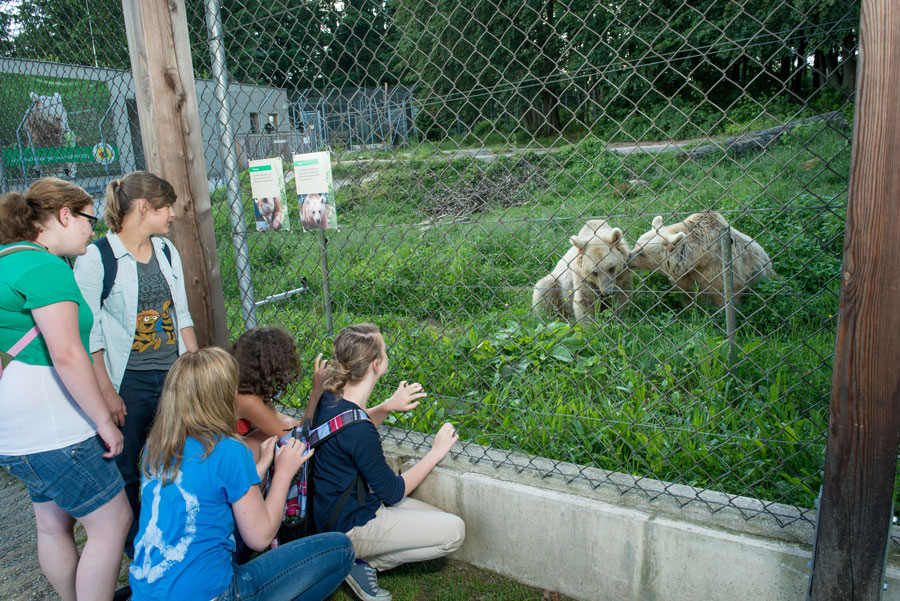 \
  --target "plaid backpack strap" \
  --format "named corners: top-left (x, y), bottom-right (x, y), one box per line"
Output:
top-left (307, 409), bottom-right (372, 449)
